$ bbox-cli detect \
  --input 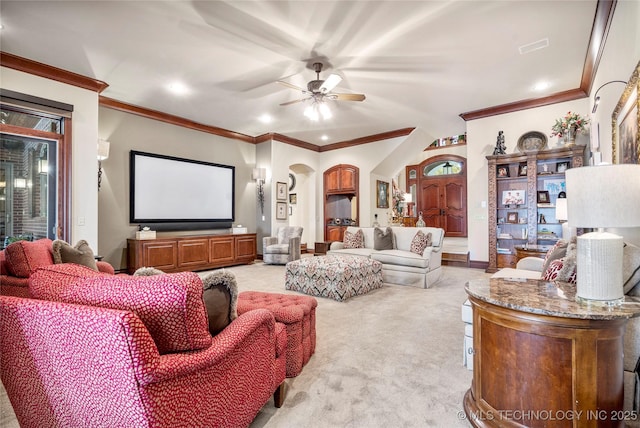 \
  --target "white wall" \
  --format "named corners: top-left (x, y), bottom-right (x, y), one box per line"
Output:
top-left (466, 99), bottom-right (589, 263)
top-left (588, 0), bottom-right (640, 164)
top-left (466, 1), bottom-right (640, 263)
top-left (1, 66), bottom-right (100, 247)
